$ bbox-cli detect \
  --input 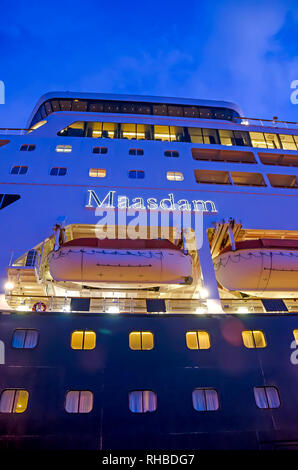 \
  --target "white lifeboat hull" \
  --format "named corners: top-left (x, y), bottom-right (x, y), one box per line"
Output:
top-left (214, 239), bottom-right (298, 298)
top-left (48, 238), bottom-right (192, 287)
